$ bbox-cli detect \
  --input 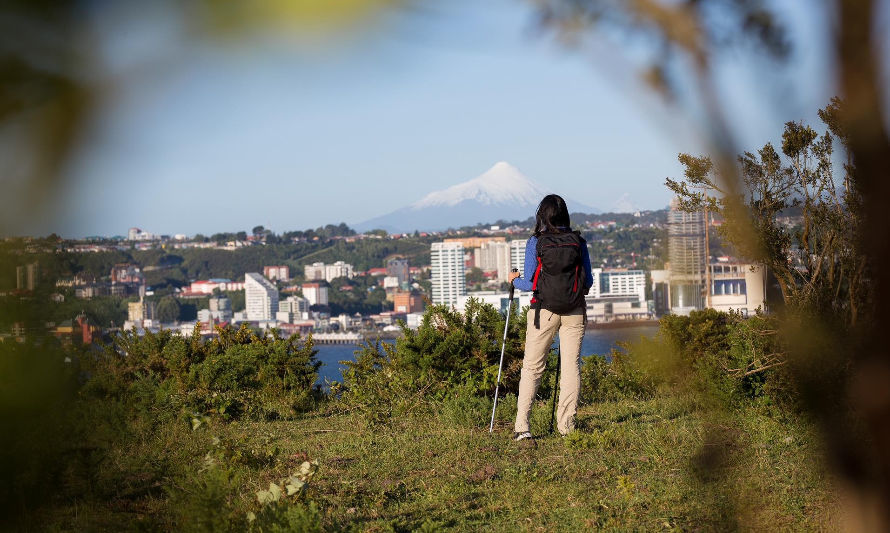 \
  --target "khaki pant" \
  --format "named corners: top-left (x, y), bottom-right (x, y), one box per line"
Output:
top-left (514, 307), bottom-right (585, 435)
